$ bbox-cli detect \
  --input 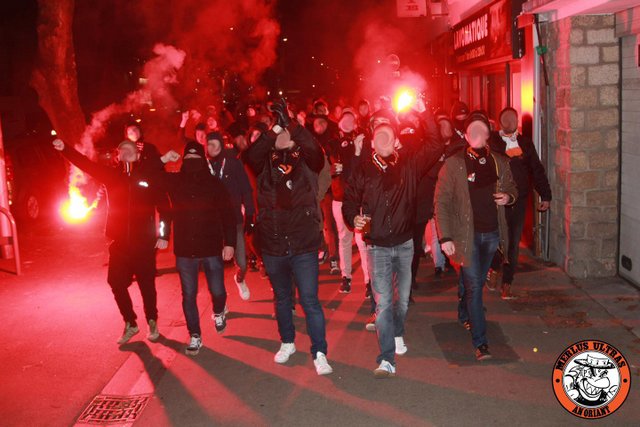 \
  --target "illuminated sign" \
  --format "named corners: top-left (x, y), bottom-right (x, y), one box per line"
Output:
top-left (451, 0), bottom-right (513, 66)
